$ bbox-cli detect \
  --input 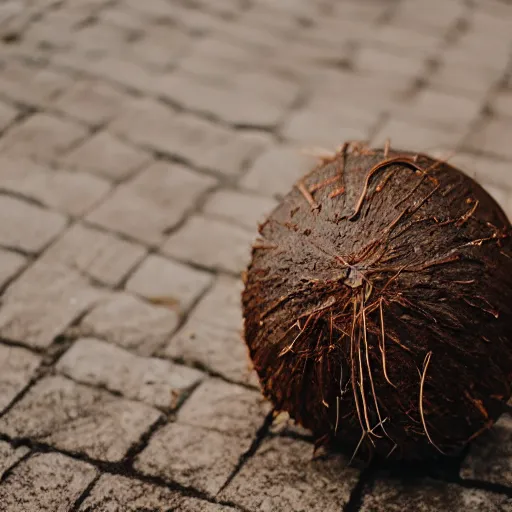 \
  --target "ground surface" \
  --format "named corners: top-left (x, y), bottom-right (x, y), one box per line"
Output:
top-left (0, 0), bottom-right (511, 511)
